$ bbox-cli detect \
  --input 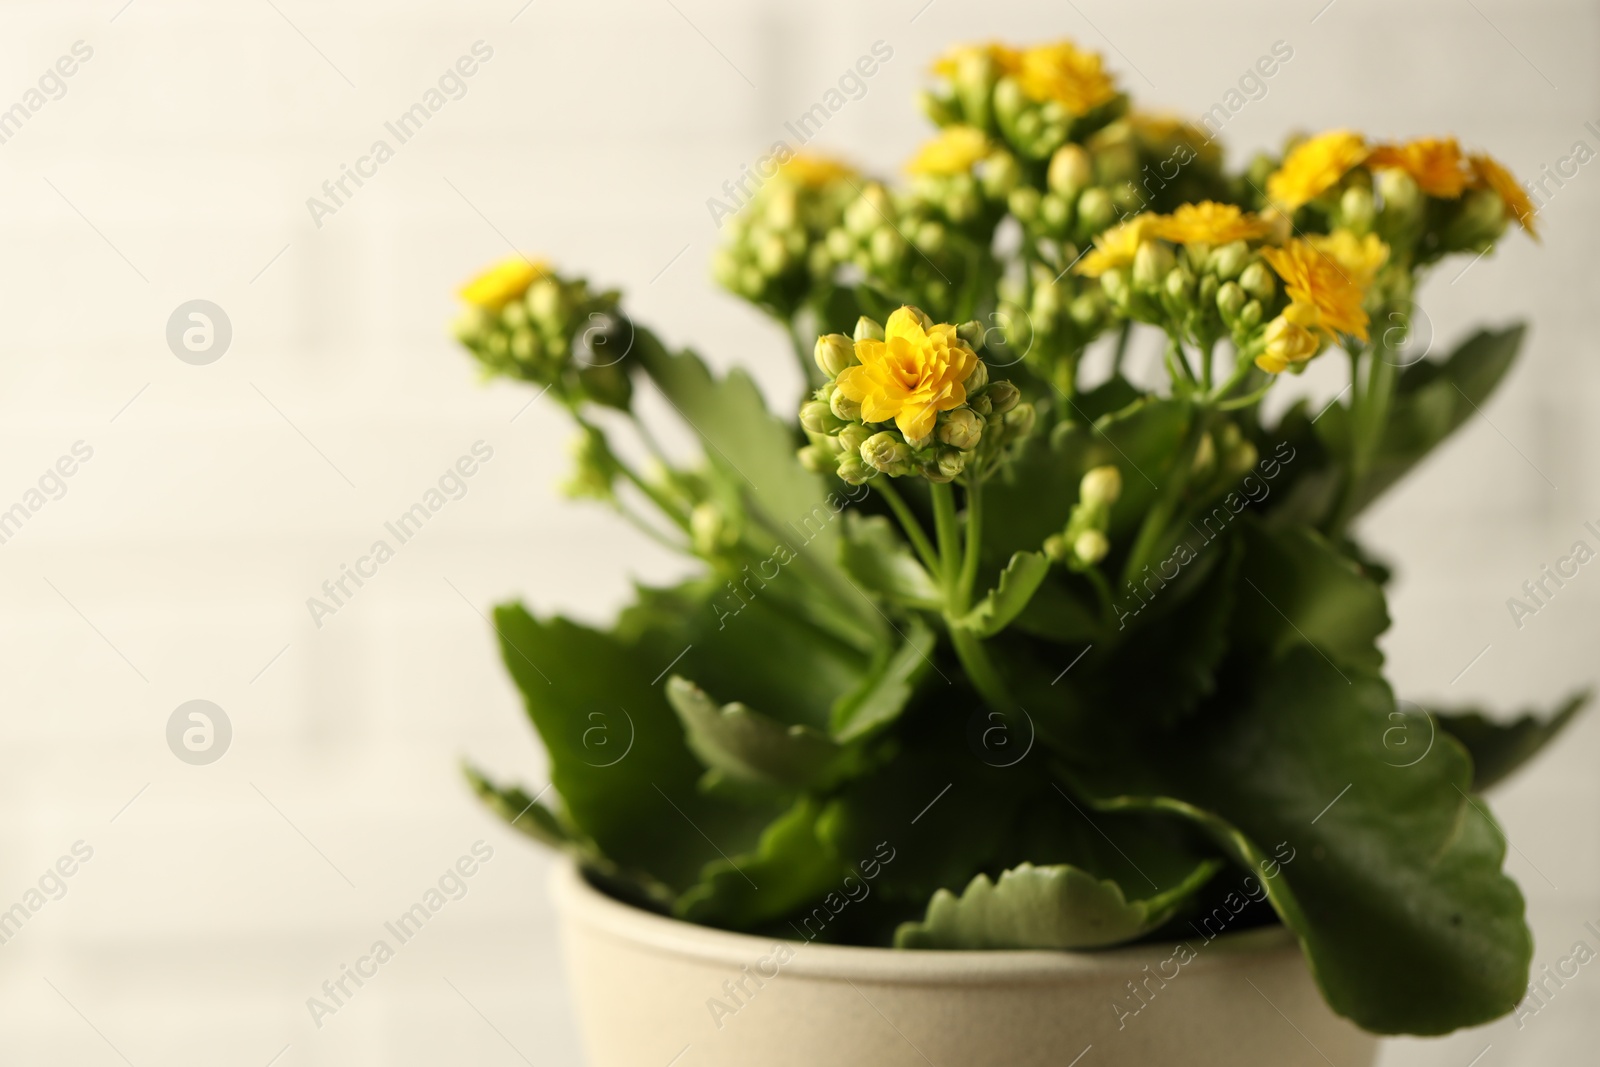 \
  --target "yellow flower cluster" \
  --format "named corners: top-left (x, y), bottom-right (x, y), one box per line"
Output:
top-left (779, 154), bottom-right (857, 189)
top-left (1255, 235), bottom-right (1387, 373)
top-left (459, 256), bottom-right (550, 310)
top-left (1073, 202), bottom-right (1273, 277)
top-left (835, 307), bottom-right (979, 439)
top-left (931, 38), bottom-right (1117, 117)
top-left (1266, 130), bottom-right (1369, 211)
top-left (906, 125), bottom-right (990, 176)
